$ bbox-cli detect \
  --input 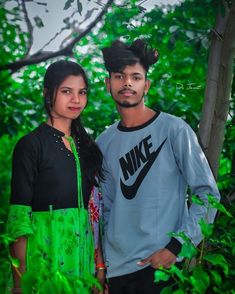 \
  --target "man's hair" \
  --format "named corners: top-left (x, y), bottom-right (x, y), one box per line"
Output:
top-left (102, 39), bottom-right (158, 73)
